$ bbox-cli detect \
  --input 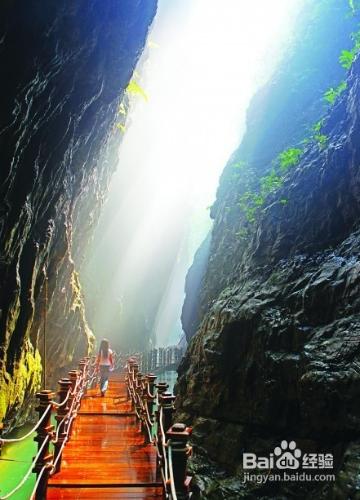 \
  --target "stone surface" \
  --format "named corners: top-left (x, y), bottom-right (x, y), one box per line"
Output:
top-left (178, 2), bottom-right (360, 497)
top-left (0, 0), bottom-right (157, 429)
